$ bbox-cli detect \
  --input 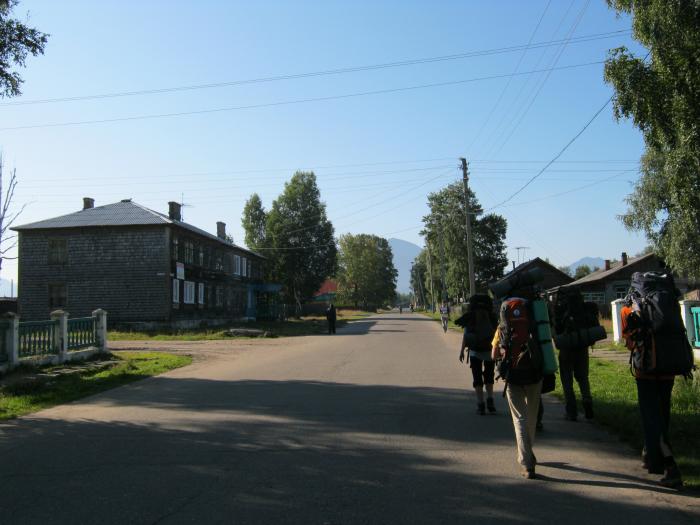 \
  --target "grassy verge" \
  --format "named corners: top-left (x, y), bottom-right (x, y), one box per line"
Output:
top-left (552, 357), bottom-right (700, 489)
top-left (0, 352), bottom-right (192, 420)
top-left (109, 310), bottom-right (374, 341)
